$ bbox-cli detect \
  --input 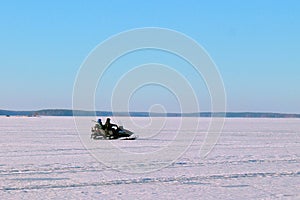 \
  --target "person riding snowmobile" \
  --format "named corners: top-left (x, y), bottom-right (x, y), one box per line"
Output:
top-left (104, 118), bottom-right (118, 138)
